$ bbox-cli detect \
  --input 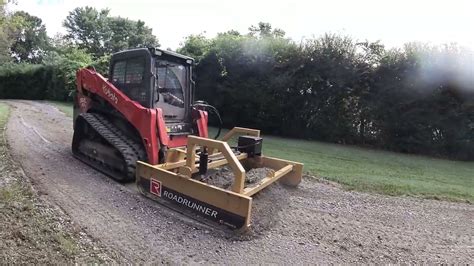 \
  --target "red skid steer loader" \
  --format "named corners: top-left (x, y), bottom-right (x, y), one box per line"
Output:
top-left (72, 47), bottom-right (303, 229)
